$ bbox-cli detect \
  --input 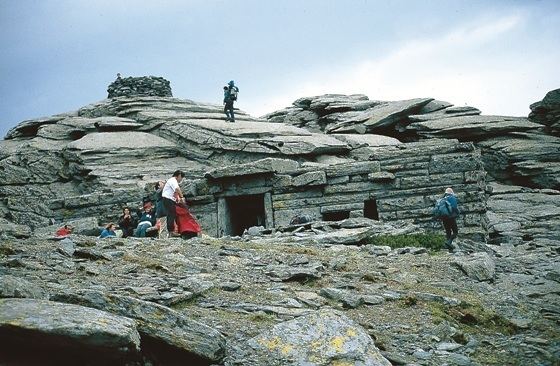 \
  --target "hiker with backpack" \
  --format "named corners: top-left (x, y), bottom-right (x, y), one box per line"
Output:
top-left (223, 80), bottom-right (239, 122)
top-left (433, 187), bottom-right (460, 252)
